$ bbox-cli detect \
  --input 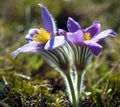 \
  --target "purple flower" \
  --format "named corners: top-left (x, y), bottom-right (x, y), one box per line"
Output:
top-left (12, 4), bottom-right (65, 58)
top-left (58, 17), bottom-right (117, 55)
